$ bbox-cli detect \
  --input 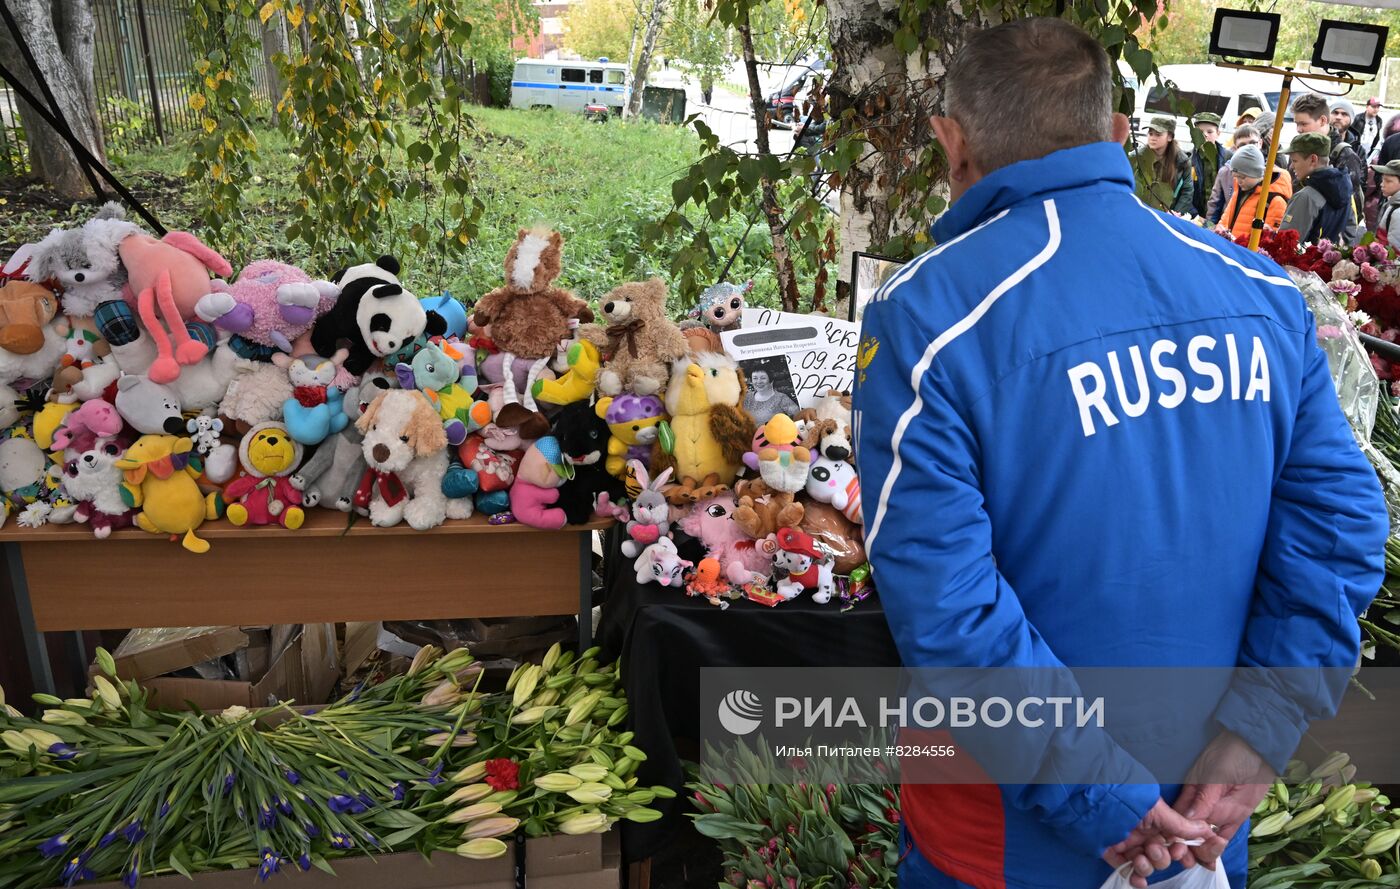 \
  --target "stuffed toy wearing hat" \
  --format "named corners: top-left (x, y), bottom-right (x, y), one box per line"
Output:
top-left (596, 277), bottom-right (688, 398)
top-left (508, 435), bottom-right (573, 530)
top-left (196, 259), bottom-right (339, 355)
top-left (771, 526), bottom-right (836, 604)
top-left (223, 422), bottom-right (307, 529)
top-left (117, 434), bottom-right (223, 553)
top-left (595, 393), bottom-right (666, 482)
